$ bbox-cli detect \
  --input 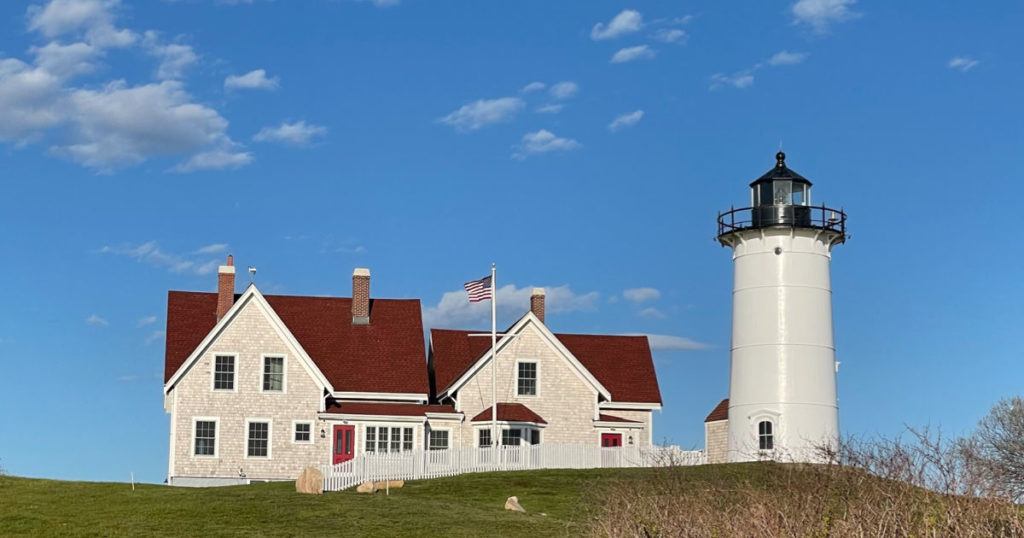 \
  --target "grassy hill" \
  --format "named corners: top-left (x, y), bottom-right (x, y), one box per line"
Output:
top-left (3, 463), bottom-right (1021, 537)
top-left (0, 467), bottom-right (654, 537)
